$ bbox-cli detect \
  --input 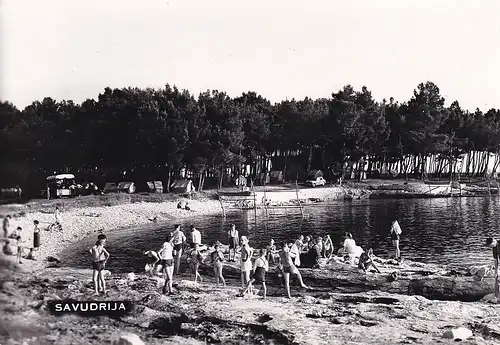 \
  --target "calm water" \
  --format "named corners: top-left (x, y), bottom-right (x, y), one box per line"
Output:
top-left (59, 197), bottom-right (500, 273)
